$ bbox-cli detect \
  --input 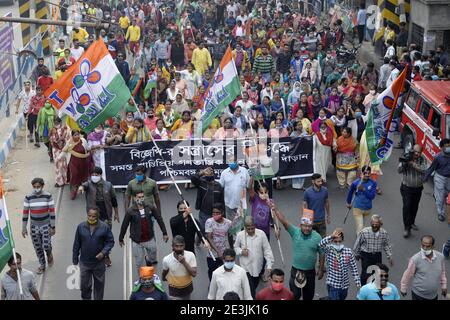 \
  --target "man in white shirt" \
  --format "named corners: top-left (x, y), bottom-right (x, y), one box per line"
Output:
top-left (378, 57), bottom-right (391, 90)
top-left (208, 248), bottom-right (253, 300)
top-left (384, 39), bottom-right (396, 59)
top-left (71, 39), bottom-right (85, 61)
top-left (162, 235), bottom-right (197, 300)
top-left (226, 0), bottom-right (239, 18)
top-left (386, 60), bottom-right (400, 88)
top-left (219, 159), bottom-right (250, 224)
top-left (15, 80), bottom-right (35, 117)
top-left (234, 216), bottom-right (274, 299)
